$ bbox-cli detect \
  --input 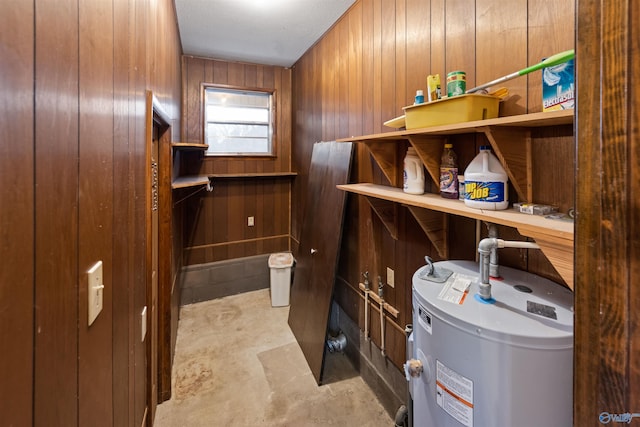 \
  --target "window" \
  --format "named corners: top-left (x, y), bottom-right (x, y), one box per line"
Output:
top-left (203, 85), bottom-right (275, 156)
